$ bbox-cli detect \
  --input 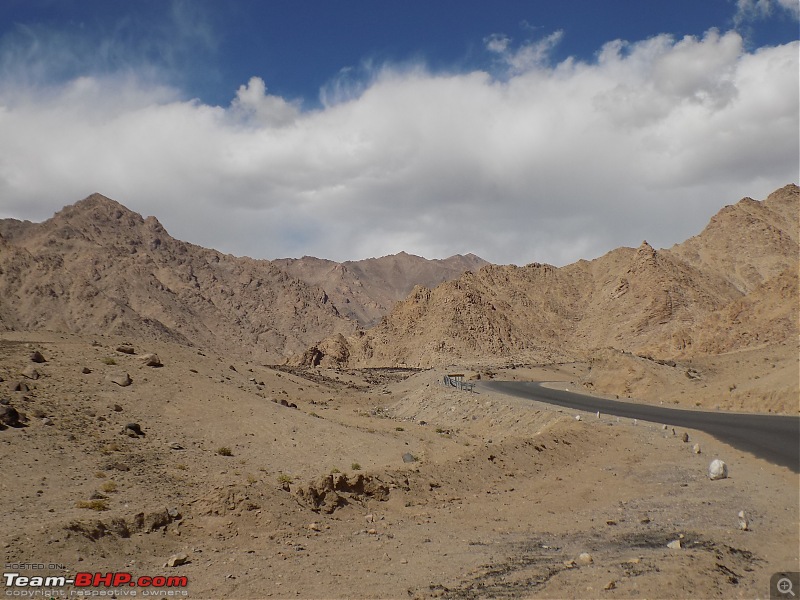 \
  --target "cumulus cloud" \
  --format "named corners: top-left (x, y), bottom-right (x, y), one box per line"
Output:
top-left (230, 77), bottom-right (301, 126)
top-left (0, 28), bottom-right (797, 266)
